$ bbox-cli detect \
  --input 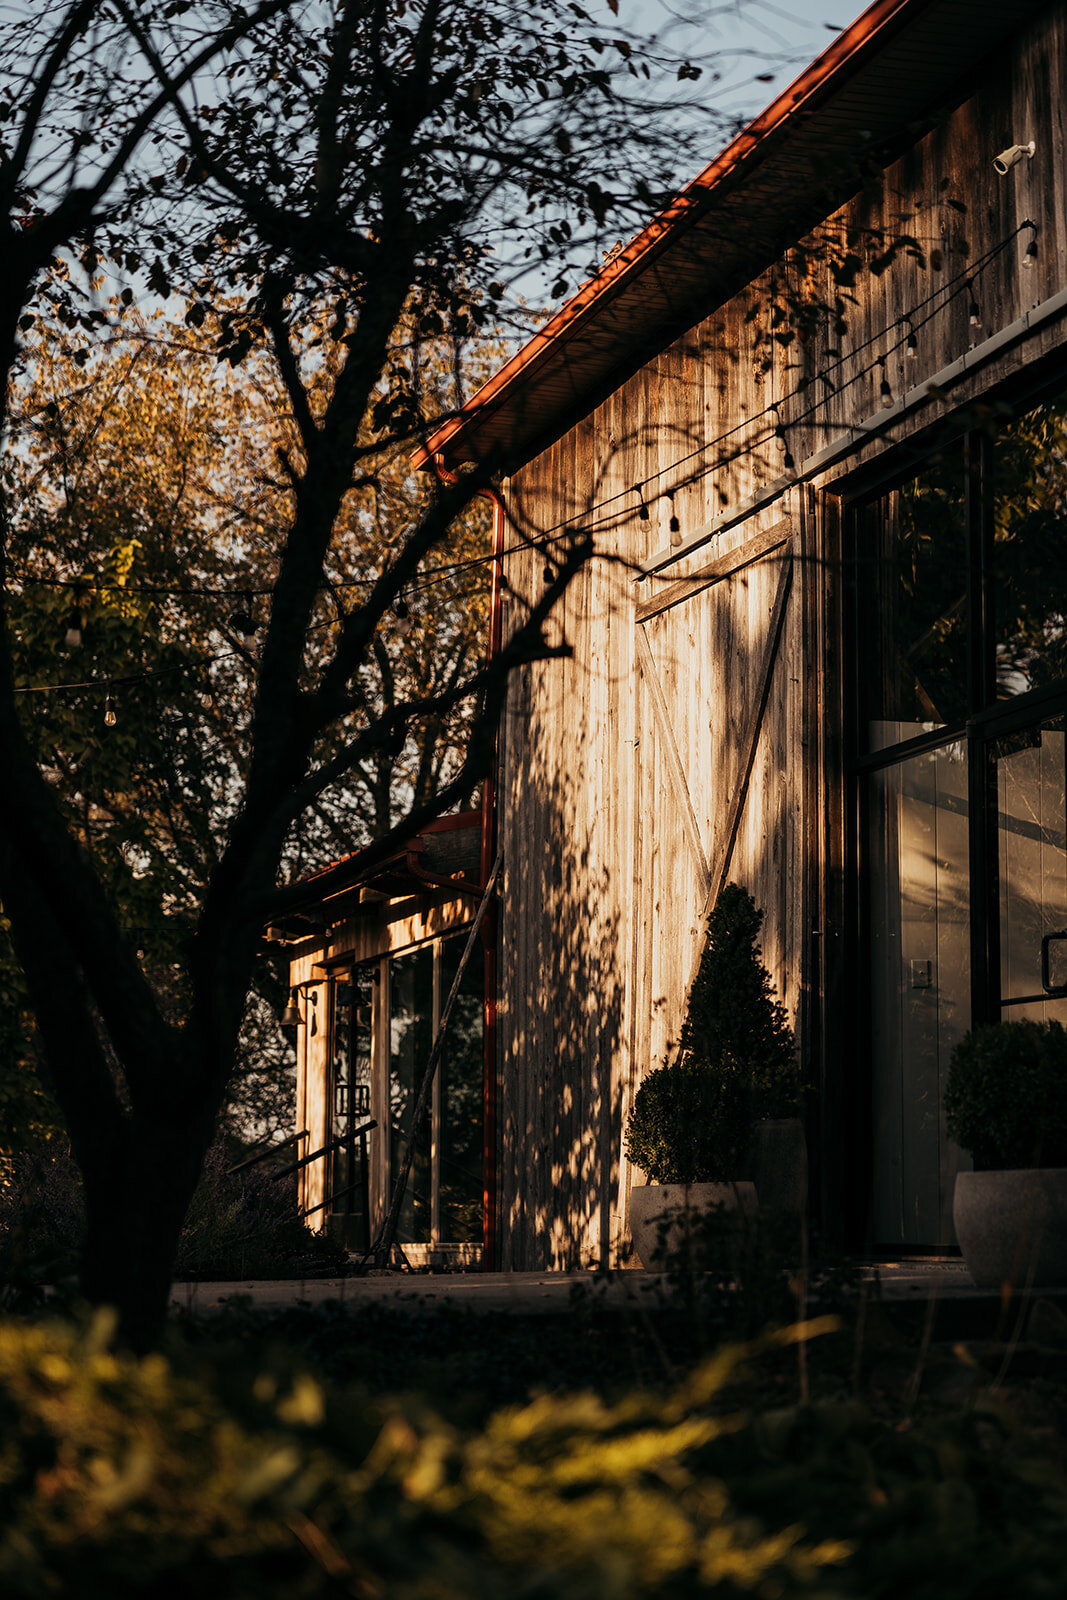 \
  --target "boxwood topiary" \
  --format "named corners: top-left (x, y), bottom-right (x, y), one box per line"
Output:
top-left (624, 1058), bottom-right (751, 1183)
top-left (681, 883), bottom-right (799, 1119)
top-left (945, 1019), bottom-right (1067, 1170)
top-left (625, 886), bottom-right (799, 1184)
